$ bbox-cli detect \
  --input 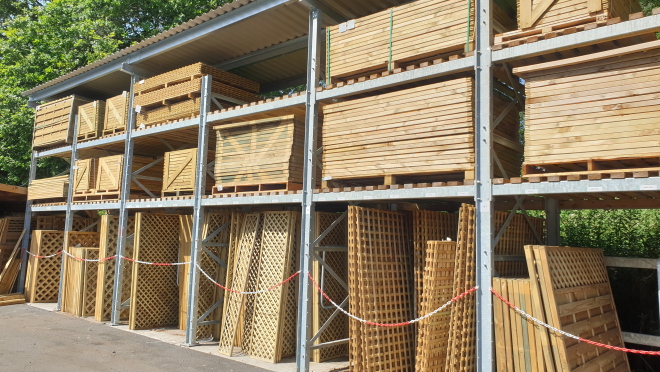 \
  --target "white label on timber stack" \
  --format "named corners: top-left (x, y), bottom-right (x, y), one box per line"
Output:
top-left (93, 101), bottom-right (97, 107)
top-left (322, 176), bottom-right (332, 181)
top-left (641, 185), bottom-right (658, 190)
top-left (72, 166), bottom-right (78, 170)
top-left (525, 189), bottom-right (539, 194)
top-left (587, 187), bottom-right (603, 192)
top-left (425, 193), bottom-right (437, 197)
top-left (339, 23), bottom-right (347, 33)
top-left (347, 20), bottom-right (355, 30)
top-left (135, 106), bottom-right (142, 113)
top-left (122, 91), bottom-right (127, 97)
top-left (458, 192), bottom-right (469, 196)
top-left (139, 80), bottom-right (145, 84)
top-left (217, 185), bottom-right (223, 192)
